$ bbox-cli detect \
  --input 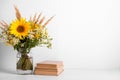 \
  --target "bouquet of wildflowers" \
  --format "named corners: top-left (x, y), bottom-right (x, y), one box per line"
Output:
top-left (0, 6), bottom-right (53, 53)
top-left (0, 6), bottom-right (53, 72)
